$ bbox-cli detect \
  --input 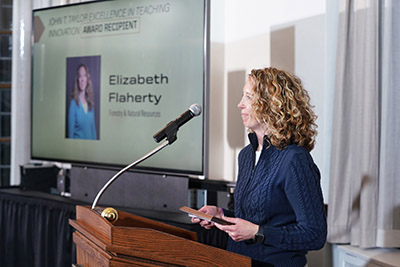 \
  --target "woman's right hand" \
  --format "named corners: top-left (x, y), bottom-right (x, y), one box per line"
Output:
top-left (191, 205), bottom-right (223, 229)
